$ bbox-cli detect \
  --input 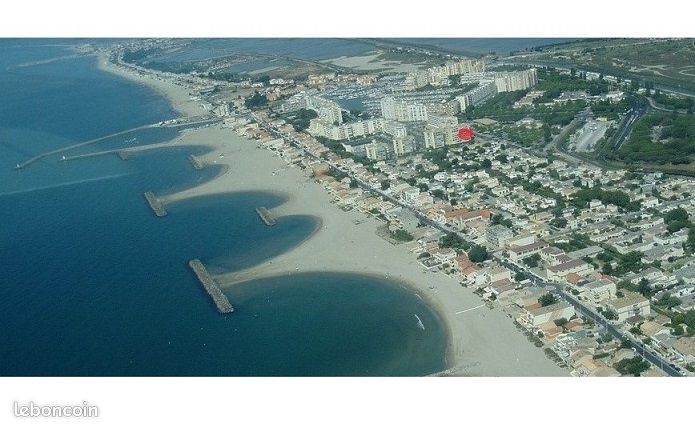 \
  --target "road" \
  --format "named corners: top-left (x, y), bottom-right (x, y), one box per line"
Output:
top-left (252, 112), bottom-right (683, 377)
top-left (497, 259), bottom-right (684, 377)
top-left (613, 104), bottom-right (646, 150)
